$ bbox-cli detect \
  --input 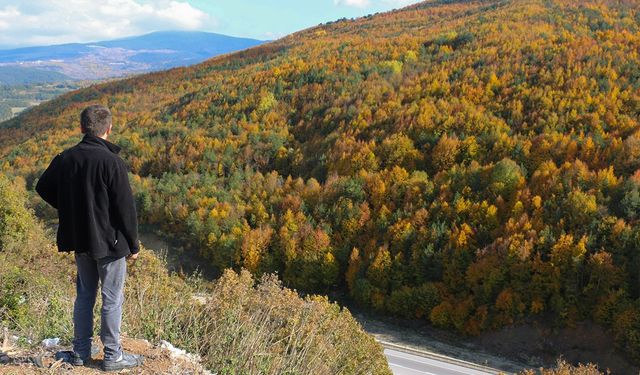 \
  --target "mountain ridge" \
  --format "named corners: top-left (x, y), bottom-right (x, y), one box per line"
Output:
top-left (0, 31), bottom-right (265, 81)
